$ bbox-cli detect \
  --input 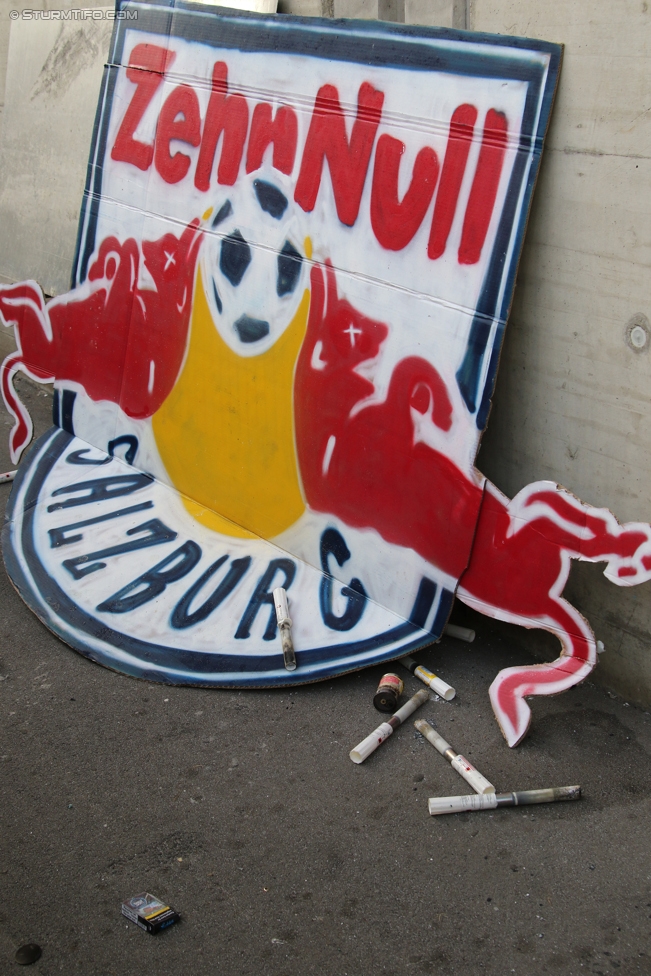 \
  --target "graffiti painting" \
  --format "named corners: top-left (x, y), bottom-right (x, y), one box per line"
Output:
top-left (4, 2), bottom-right (649, 745)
